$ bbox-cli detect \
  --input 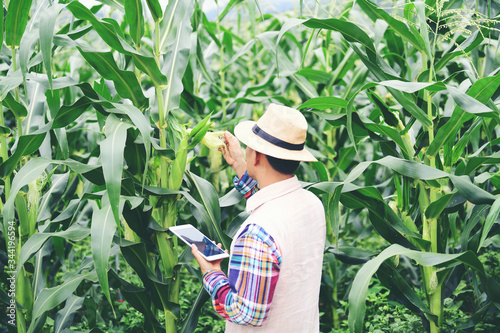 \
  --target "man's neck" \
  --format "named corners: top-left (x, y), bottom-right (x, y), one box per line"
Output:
top-left (255, 172), bottom-right (293, 189)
